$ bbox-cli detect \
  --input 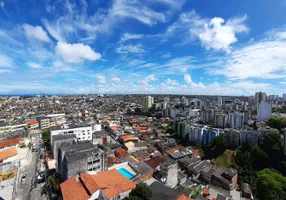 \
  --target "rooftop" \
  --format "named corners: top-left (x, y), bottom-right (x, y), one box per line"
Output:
top-left (0, 147), bottom-right (18, 161)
